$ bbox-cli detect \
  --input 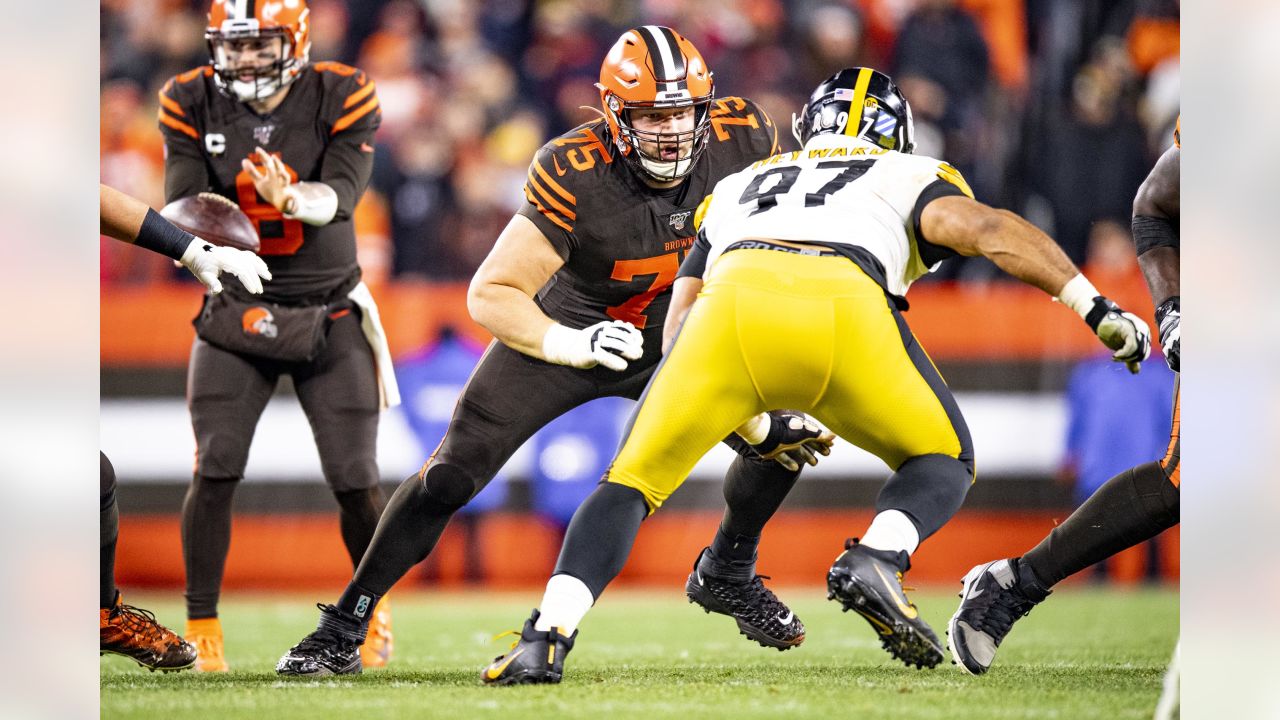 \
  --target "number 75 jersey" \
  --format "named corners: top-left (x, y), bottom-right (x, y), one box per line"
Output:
top-left (518, 96), bottom-right (777, 348)
top-left (692, 133), bottom-right (975, 305)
